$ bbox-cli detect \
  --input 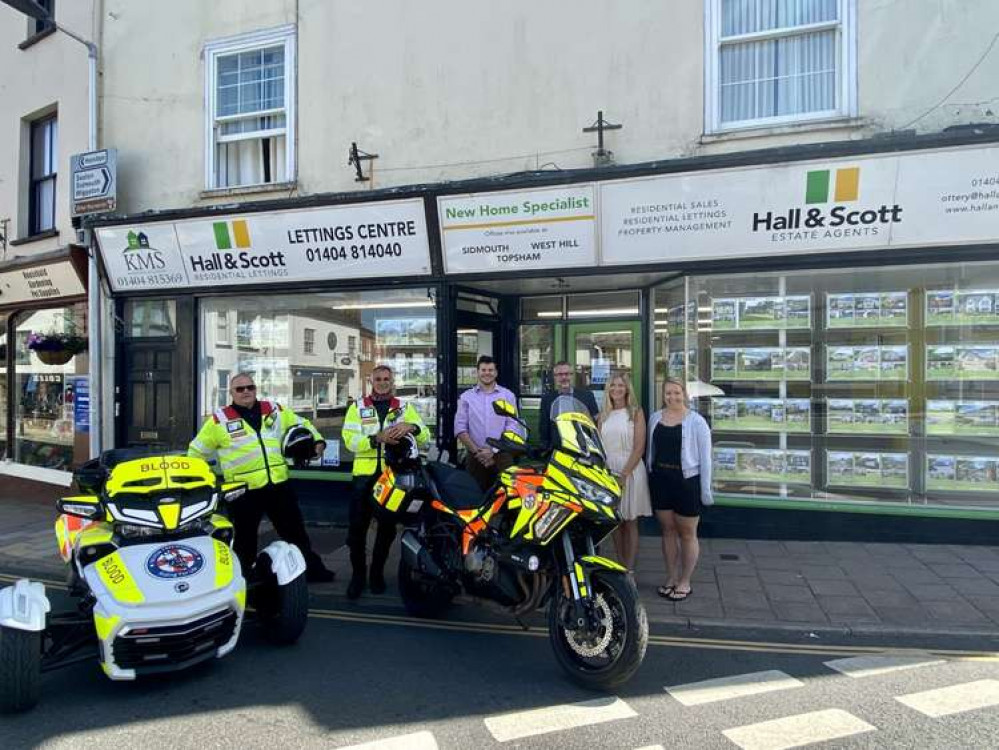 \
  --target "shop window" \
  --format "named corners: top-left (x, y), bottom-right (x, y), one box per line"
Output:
top-left (0, 317), bottom-right (8, 460)
top-left (123, 299), bottom-right (176, 338)
top-left (28, 114), bottom-right (58, 235)
top-left (653, 259), bottom-right (999, 510)
top-left (199, 289), bottom-right (437, 467)
top-left (566, 291), bottom-right (639, 319)
top-left (522, 296), bottom-right (564, 321)
top-left (13, 305), bottom-right (88, 471)
top-left (205, 26), bottom-right (295, 189)
top-left (705, 0), bottom-right (856, 132)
